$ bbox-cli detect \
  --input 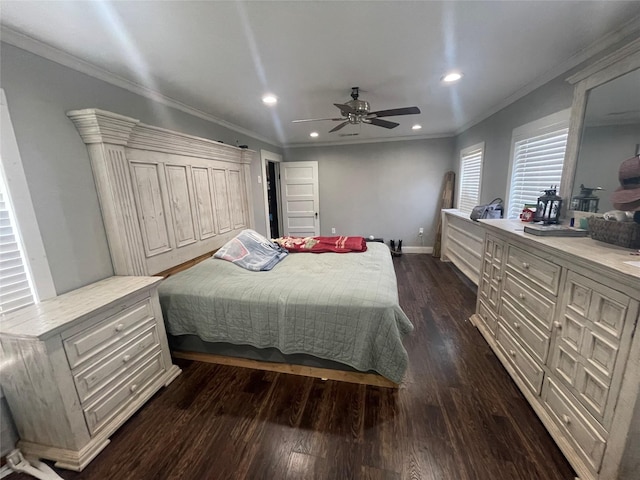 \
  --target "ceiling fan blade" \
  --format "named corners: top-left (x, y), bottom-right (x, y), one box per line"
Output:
top-left (334, 103), bottom-right (357, 115)
top-left (367, 118), bottom-right (399, 129)
top-left (329, 121), bottom-right (349, 133)
top-left (368, 106), bottom-right (421, 117)
top-left (292, 117), bottom-right (344, 123)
